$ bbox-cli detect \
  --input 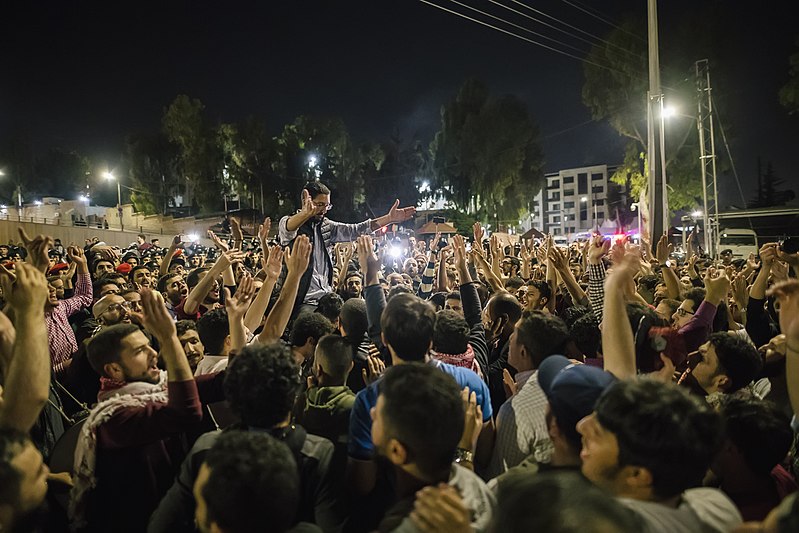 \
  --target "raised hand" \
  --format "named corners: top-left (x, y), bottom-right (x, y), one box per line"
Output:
top-left (362, 348), bottom-right (385, 386)
top-left (300, 189), bottom-right (317, 218)
top-left (731, 273), bottom-right (749, 308)
top-left (759, 243), bottom-right (777, 267)
top-left (772, 260), bottom-right (789, 283)
top-left (587, 234), bottom-right (610, 265)
top-left (257, 217), bottom-right (272, 246)
top-left (548, 245), bottom-right (569, 272)
top-left (451, 234), bottom-right (468, 270)
top-left (208, 230), bottom-right (230, 252)
top-left (18, 227), bottom-right (53, 273)
top-left (66, 246), bottom-right (89, 273)
top-left (430, 232), bottom-right (442, 254)
top-left (704, 267), bottom-right (731, 305)
top-left (387, 199), bottom-right (416, 223)
top-left (224, 274), bottom-right (255, 319)
top-left (655, 234), bottom-right (673, 264)
top-left (606, 245), bottom-right (641, 289)
top-left (472, 222), bottom-right (484, 246)
top-left (458, 388), bottom-right (483, 454)
top-left (0, 262), bottom-right (48, 313)
top-left (356, 235), bottom-right (381, 285)
top-left (410, 484), bottom-right (472, 533)
top-left (262, 244), bottom-right (284, 280)
top-left (230, 217), bottom-right (243, 243)
top-left (130, 289), bottom-right (176, 342)
top-left (172, 234), bottom-right (182, 247)
top-left (502, 368), bottom-right (517, 399)
top-left (284, 235), bottom-right (311, 274)
top-left (746, 252), bottom-right (761, 271)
